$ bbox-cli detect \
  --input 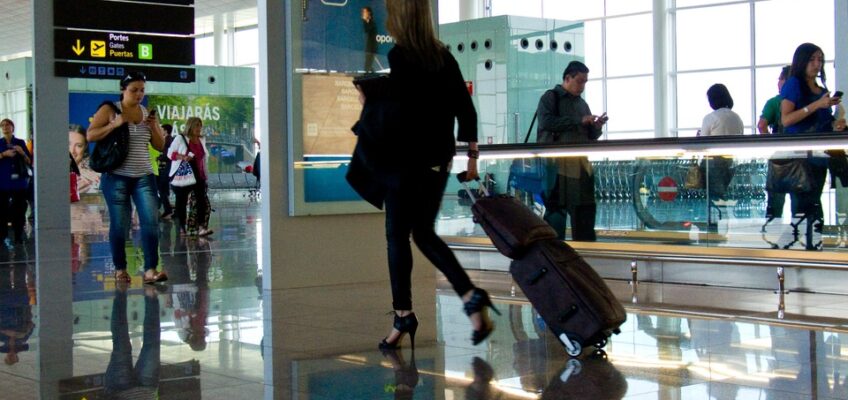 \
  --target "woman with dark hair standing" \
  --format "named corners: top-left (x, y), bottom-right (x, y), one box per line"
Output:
top-left (0, 119), bottom-right (32, 249)
top-left (87, 72), bottom-right (168, 283)
top-left (351, 0), bottom-right (496, 350)
top-left (700, 83), bottom-right (743, 137)
top-left (778, 43), bottom-right (841, 250)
